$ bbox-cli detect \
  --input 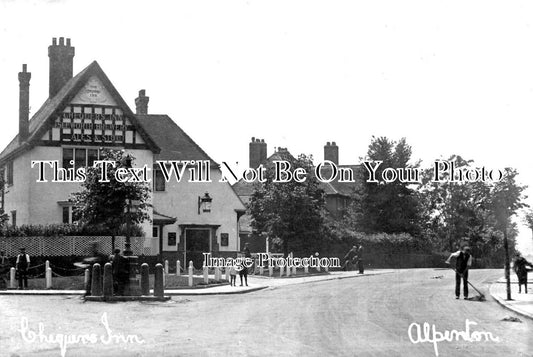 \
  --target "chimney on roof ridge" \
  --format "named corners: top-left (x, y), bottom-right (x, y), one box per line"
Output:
top-left (249, 137), bottom-right (267, 169)
top-left (135, 89), bottom-right (149, 115)
top-left (324, 141), bottom-right (339, 165)
top-left (48, 37), bottom-right (75, 98)
top-left (18, 64), bottom-right (31, 143)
